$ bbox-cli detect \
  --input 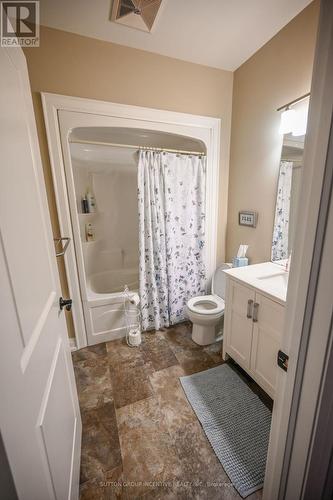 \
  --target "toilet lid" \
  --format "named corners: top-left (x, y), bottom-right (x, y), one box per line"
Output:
top-left (187, 295), bottom-right (225, 315)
